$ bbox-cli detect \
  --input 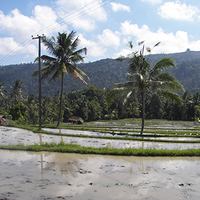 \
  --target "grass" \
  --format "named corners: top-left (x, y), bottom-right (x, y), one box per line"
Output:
top-left (0, 142), bottom-right (200, 157)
